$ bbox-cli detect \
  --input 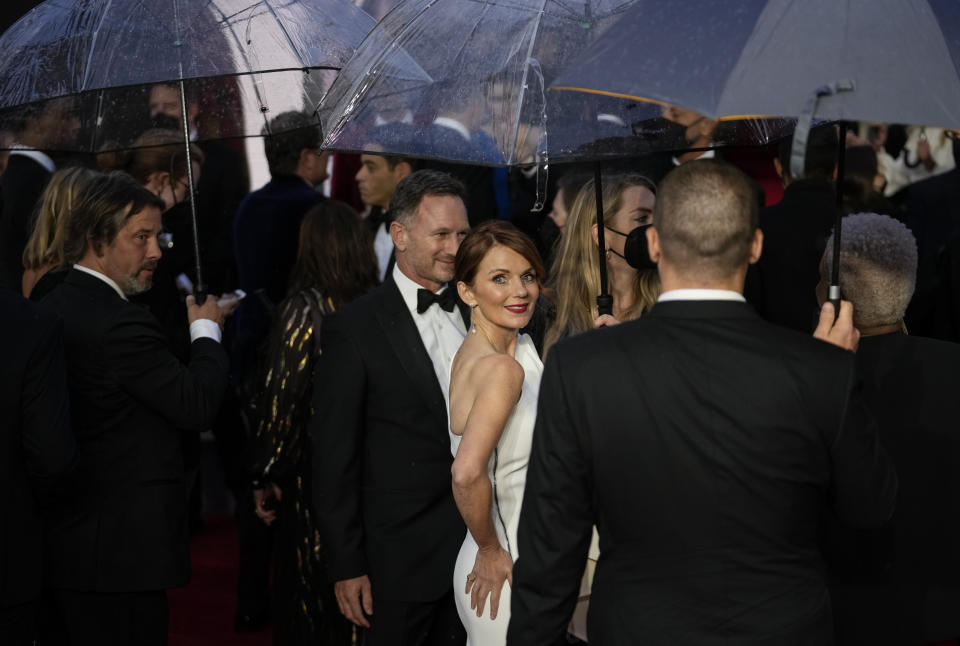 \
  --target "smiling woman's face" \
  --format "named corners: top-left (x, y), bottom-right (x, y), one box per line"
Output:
top-left (463, 243), bottom-right (539, 331)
